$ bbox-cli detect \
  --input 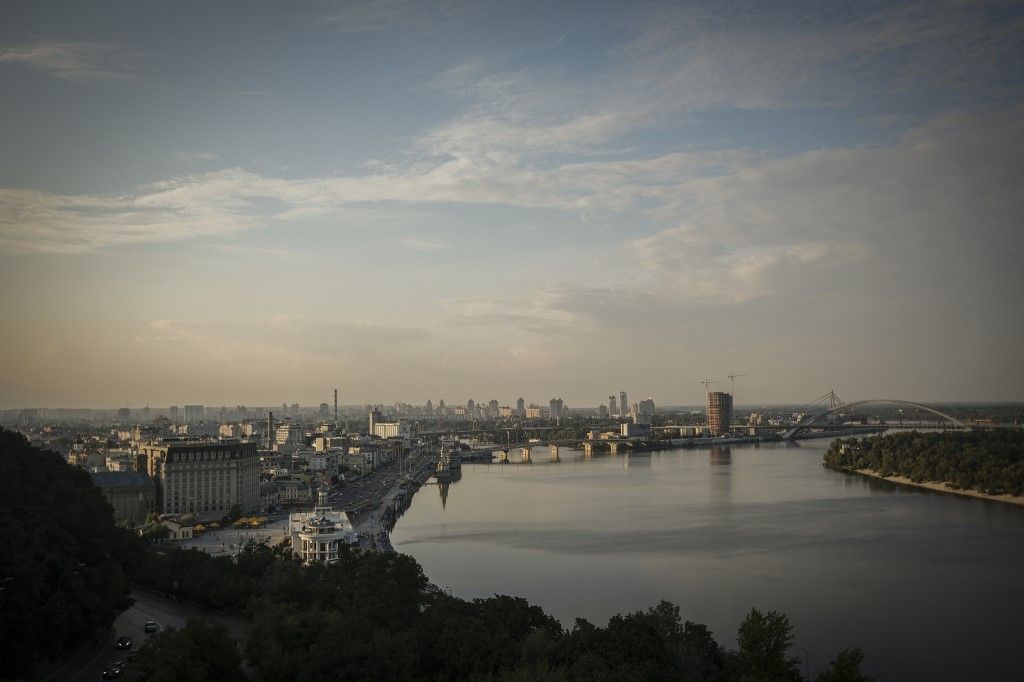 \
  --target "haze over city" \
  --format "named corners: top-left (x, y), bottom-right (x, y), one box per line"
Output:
top-left (2, 0), bottom-right (1022, 408)
top-left (5, 5), bottom-right (1024, 682)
